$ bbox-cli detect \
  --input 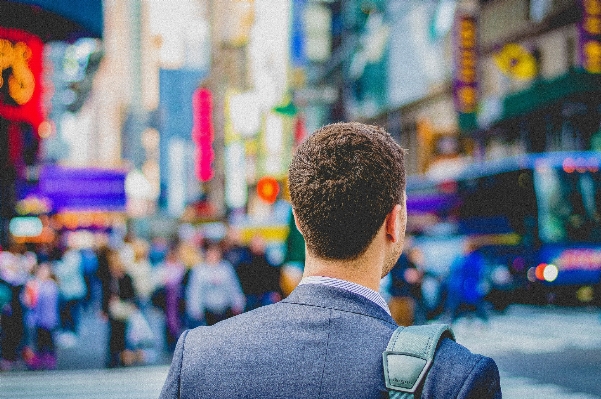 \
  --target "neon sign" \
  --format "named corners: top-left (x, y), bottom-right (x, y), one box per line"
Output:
top-left (192, 87), bottom-right (215, 182)
top-left (0, 27), bottom-right (45, 130)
